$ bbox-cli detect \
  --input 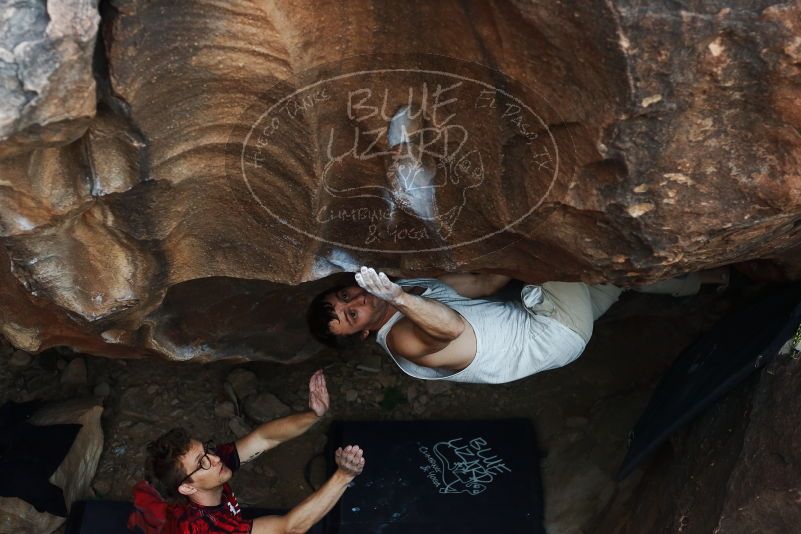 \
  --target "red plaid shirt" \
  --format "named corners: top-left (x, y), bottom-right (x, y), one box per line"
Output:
top-left (129, 443), bottom-right (253, 534)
